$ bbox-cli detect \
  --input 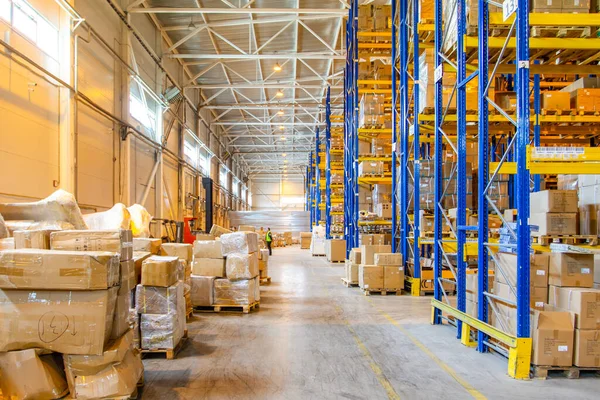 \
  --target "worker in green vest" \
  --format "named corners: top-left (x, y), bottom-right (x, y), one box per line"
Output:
top-left (265, 227), bottom-right (273, 255)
